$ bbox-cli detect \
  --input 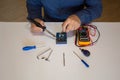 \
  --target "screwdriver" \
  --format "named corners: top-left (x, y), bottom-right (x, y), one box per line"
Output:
top-left (22, 45), bottom-right (36, 51)
top-left (73, 51), bottom-right (89, 68)
top-left (28, 18), bottom-right (56, 37)
top-left (22, 45), bottom-right (45, 51)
